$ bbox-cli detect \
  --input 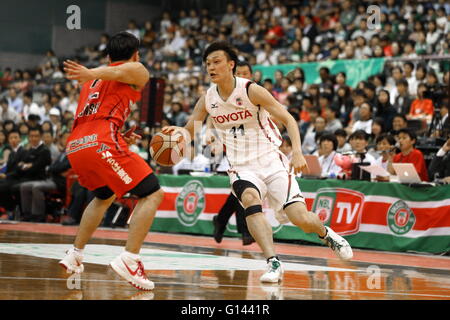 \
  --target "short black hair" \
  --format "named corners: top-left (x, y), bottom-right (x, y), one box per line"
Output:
top-left (376, 133), bottom-right (396, 145)
top-left (397, 128), bottom-right (416, 143)
top-left (349, 130), bottom-right (368, 141)
top-left (396, 79), bottom-right (409, 87)
top-left (319, 133), bottom-right (338, 150)
top-left (236, 60), bottom-right (252, 74)
top-left (106, 31), bottom-right (140, 62)
top-left (202, 41), bottom-right (238, 73)
top-left (7, 129), bottom-right (20, 140)
top-left (28, 125), bottom-right (43, 135)
top-left (334, 128), bottom-right (347, 138)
